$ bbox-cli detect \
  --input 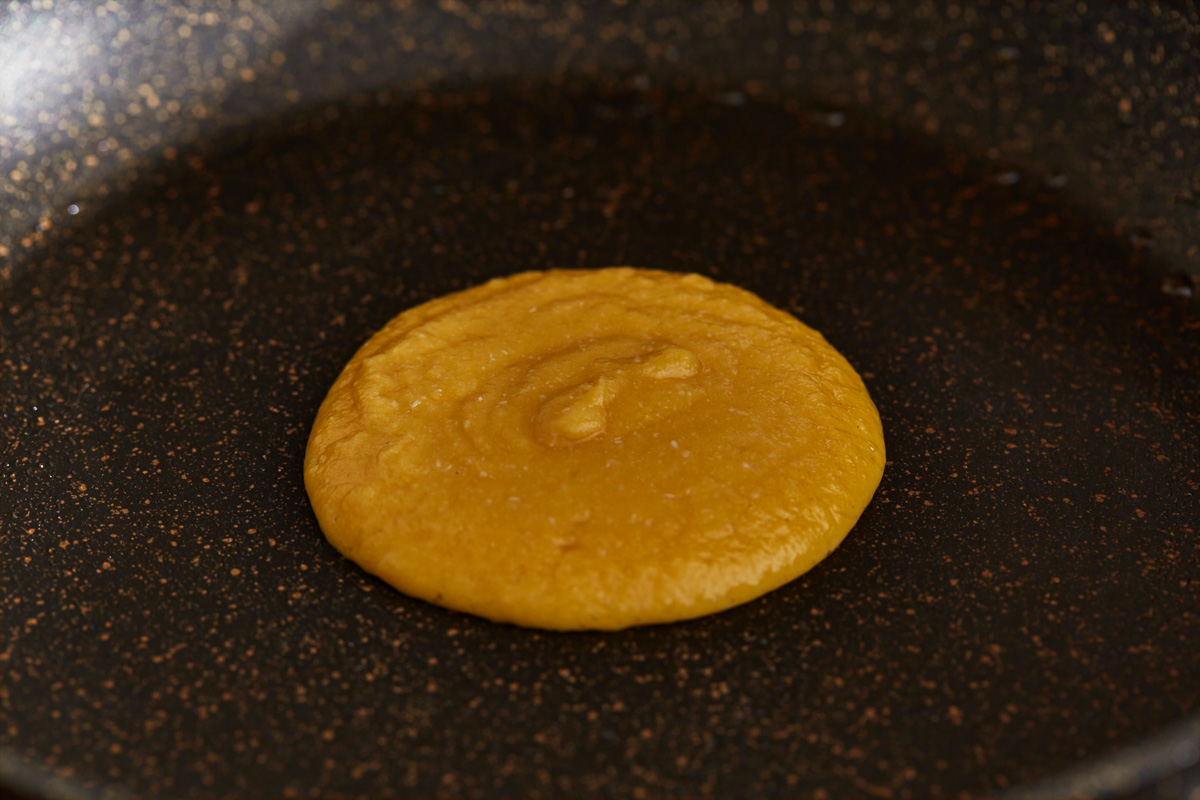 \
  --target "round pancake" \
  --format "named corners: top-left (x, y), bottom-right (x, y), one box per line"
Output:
top-left (304, 268), bottom-right (885, 630)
